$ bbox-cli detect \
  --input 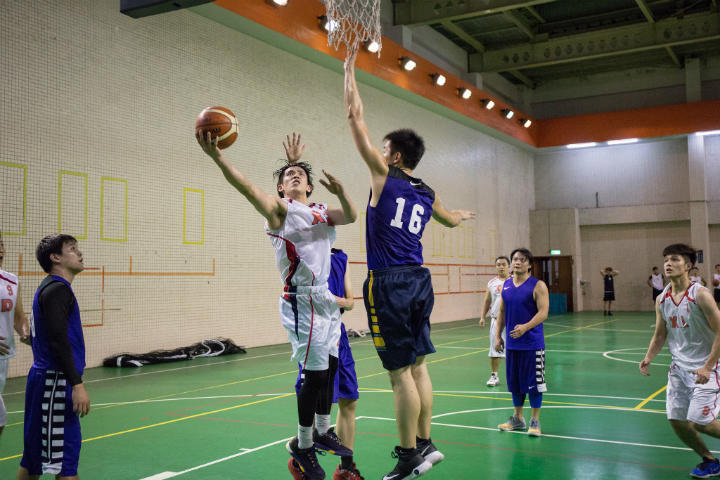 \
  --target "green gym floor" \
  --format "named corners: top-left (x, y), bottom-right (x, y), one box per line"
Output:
top-left (0, 312), bottom-right (703, 479)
